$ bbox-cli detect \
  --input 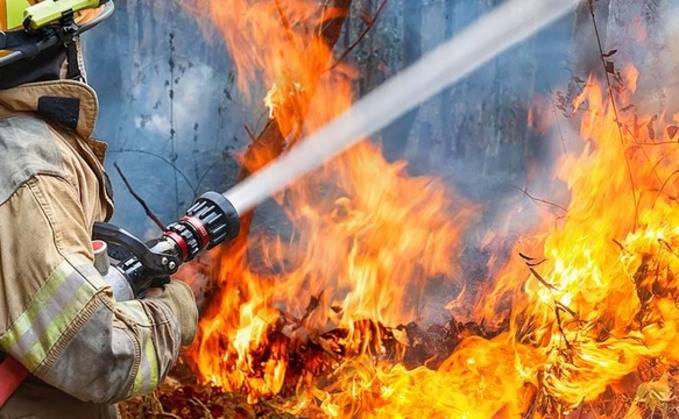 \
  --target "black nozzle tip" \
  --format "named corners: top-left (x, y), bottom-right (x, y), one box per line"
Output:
top-left (191, 192), bottom-right (241, 248)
